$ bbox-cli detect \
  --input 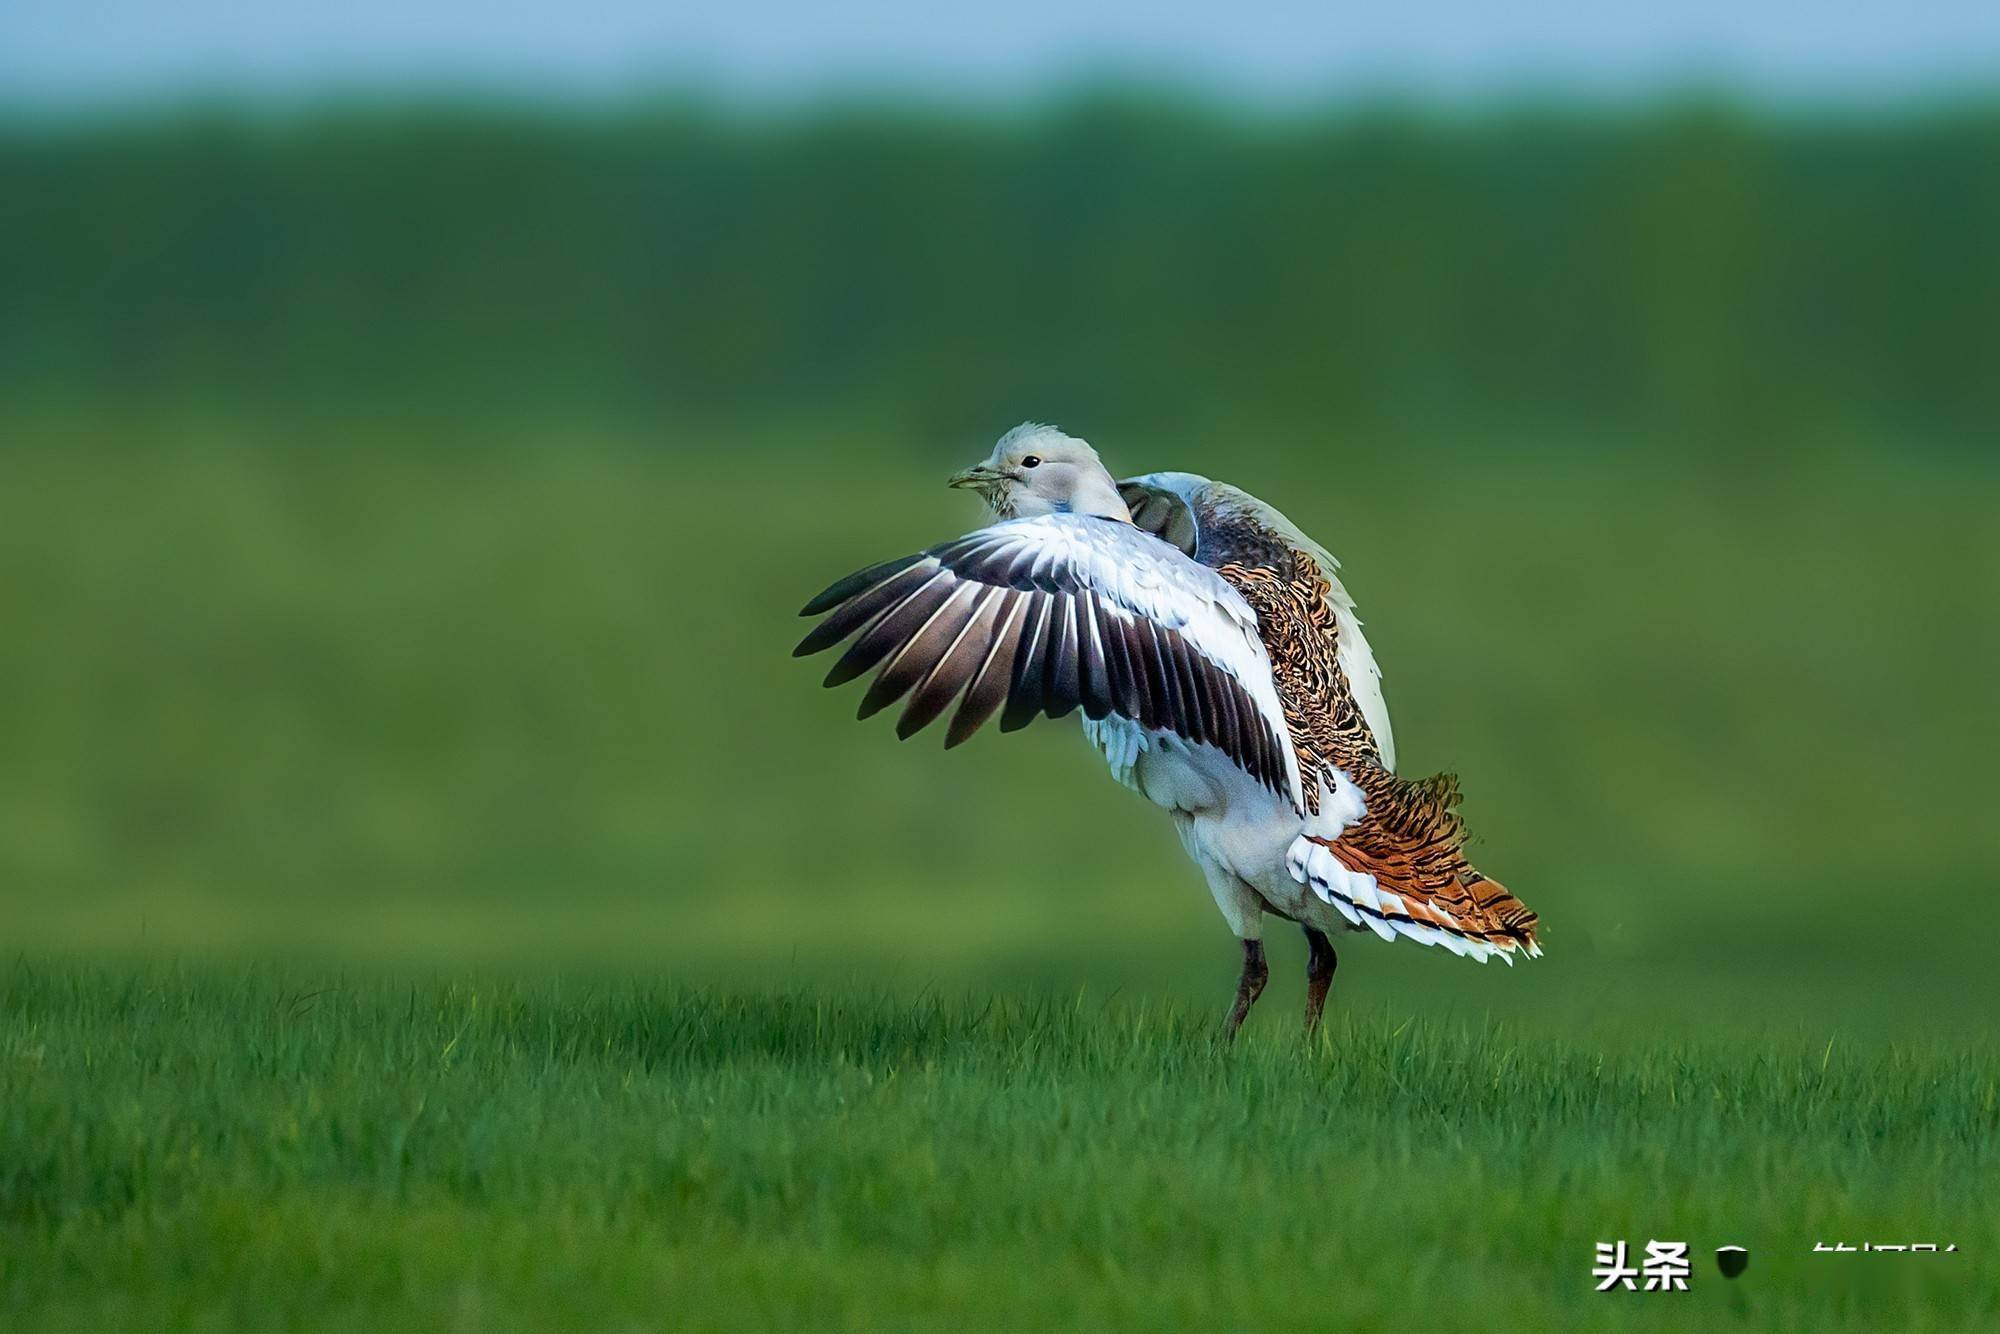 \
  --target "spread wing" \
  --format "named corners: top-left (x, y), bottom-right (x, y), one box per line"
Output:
top-left (796, 514), bottom-right (1302, 805)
